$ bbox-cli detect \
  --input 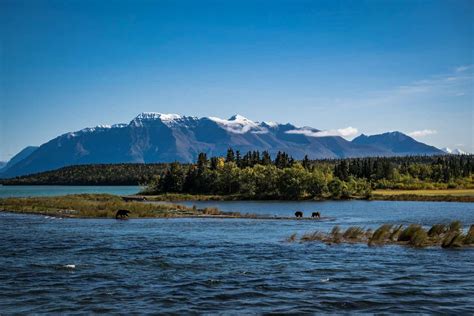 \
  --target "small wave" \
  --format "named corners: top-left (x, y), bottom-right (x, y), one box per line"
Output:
top-left (64, 264), bottom-right (76, 269)
top-left (320, 278), bottom-right (330, 283)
